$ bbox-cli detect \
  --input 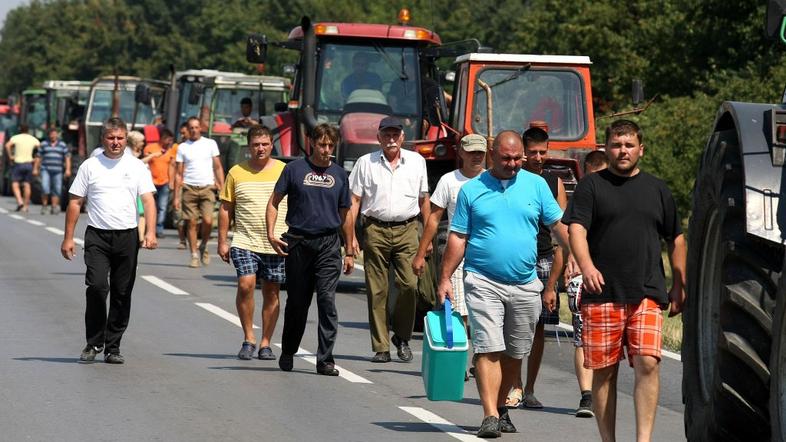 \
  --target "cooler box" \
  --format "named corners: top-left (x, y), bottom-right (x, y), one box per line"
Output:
top-left (421, 299), bottom-right (469, 401)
